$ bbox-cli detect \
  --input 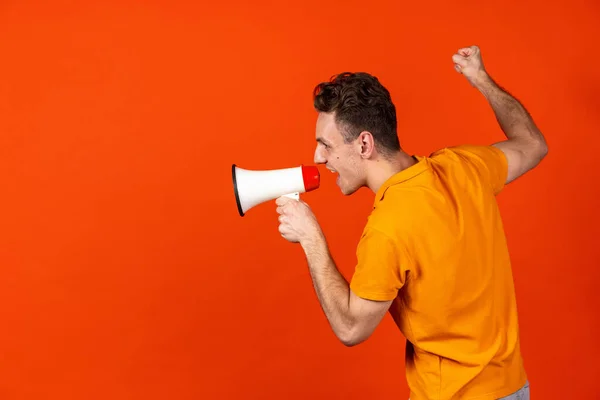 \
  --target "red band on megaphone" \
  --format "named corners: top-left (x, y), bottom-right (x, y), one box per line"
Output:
top-left (301, 165), bottom-right (320, 192)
